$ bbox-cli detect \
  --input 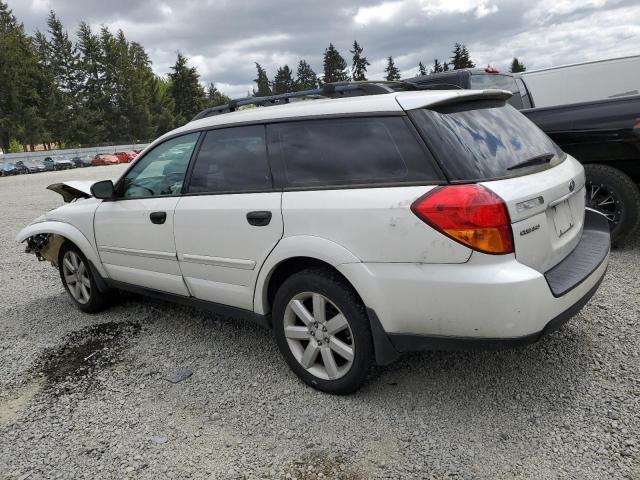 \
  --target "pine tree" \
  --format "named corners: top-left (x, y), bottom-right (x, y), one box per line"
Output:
top-left (253, 63), bottom-right (272, 96)
top-left (272, 65), bottom-right (295, 94)
top-left (149, 76), bottom-right (176, 137)
top-left (350, 40), bottom-right (369, 81)
top-left (450, 43), bottom-right (475, 69)
top-left (443, 61), bottom-right (450, 71)
top-left (294, 59), bottom-right (318, 91)
top-left (432, 59), bottom-right (443, 73)
top-left (75, 22), bottom-right (107, 144)
top-left (41, 11), bottom-right (81, 146)
top-left (510, 57), bottom-right (526, 73)
top-left (418, 61), bottom-right (427, 76)
top-left (384, 56), bottom-right (401, 81)
top-left (0, 1), bottom-right (44, 151)
top-left (168, 52), bottom-right (207, 125)
top-left (322, 43), bottom-right (349, 83)
top-left (125, 40), bottom-right (155, 142)
top-left (206, 82), bottom-right (230, 107)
